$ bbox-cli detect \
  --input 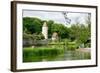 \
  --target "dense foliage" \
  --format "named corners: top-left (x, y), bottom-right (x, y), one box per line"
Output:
top-left (23, 17), bottom-right (91, 48)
